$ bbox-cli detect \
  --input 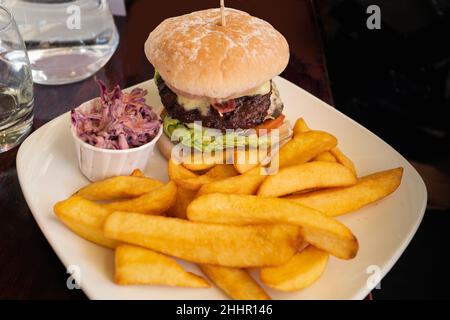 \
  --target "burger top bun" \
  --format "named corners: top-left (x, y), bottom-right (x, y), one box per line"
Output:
top-left (145, 8), bottom-right (289, 99)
